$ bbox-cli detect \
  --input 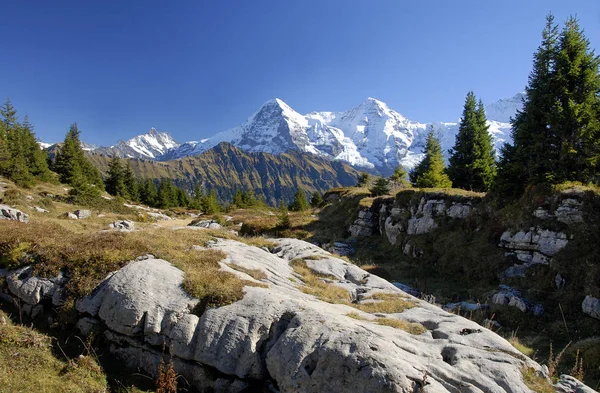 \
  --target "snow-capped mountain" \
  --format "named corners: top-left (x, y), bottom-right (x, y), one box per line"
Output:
top-left (158, 96), bottom-right (519, 174)
top-left (483, 92), bottom-right (525, 123)
top-left (94, 128), bottom-right (179, 159)
top-left (79, 95), bottom-right (522, 175)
